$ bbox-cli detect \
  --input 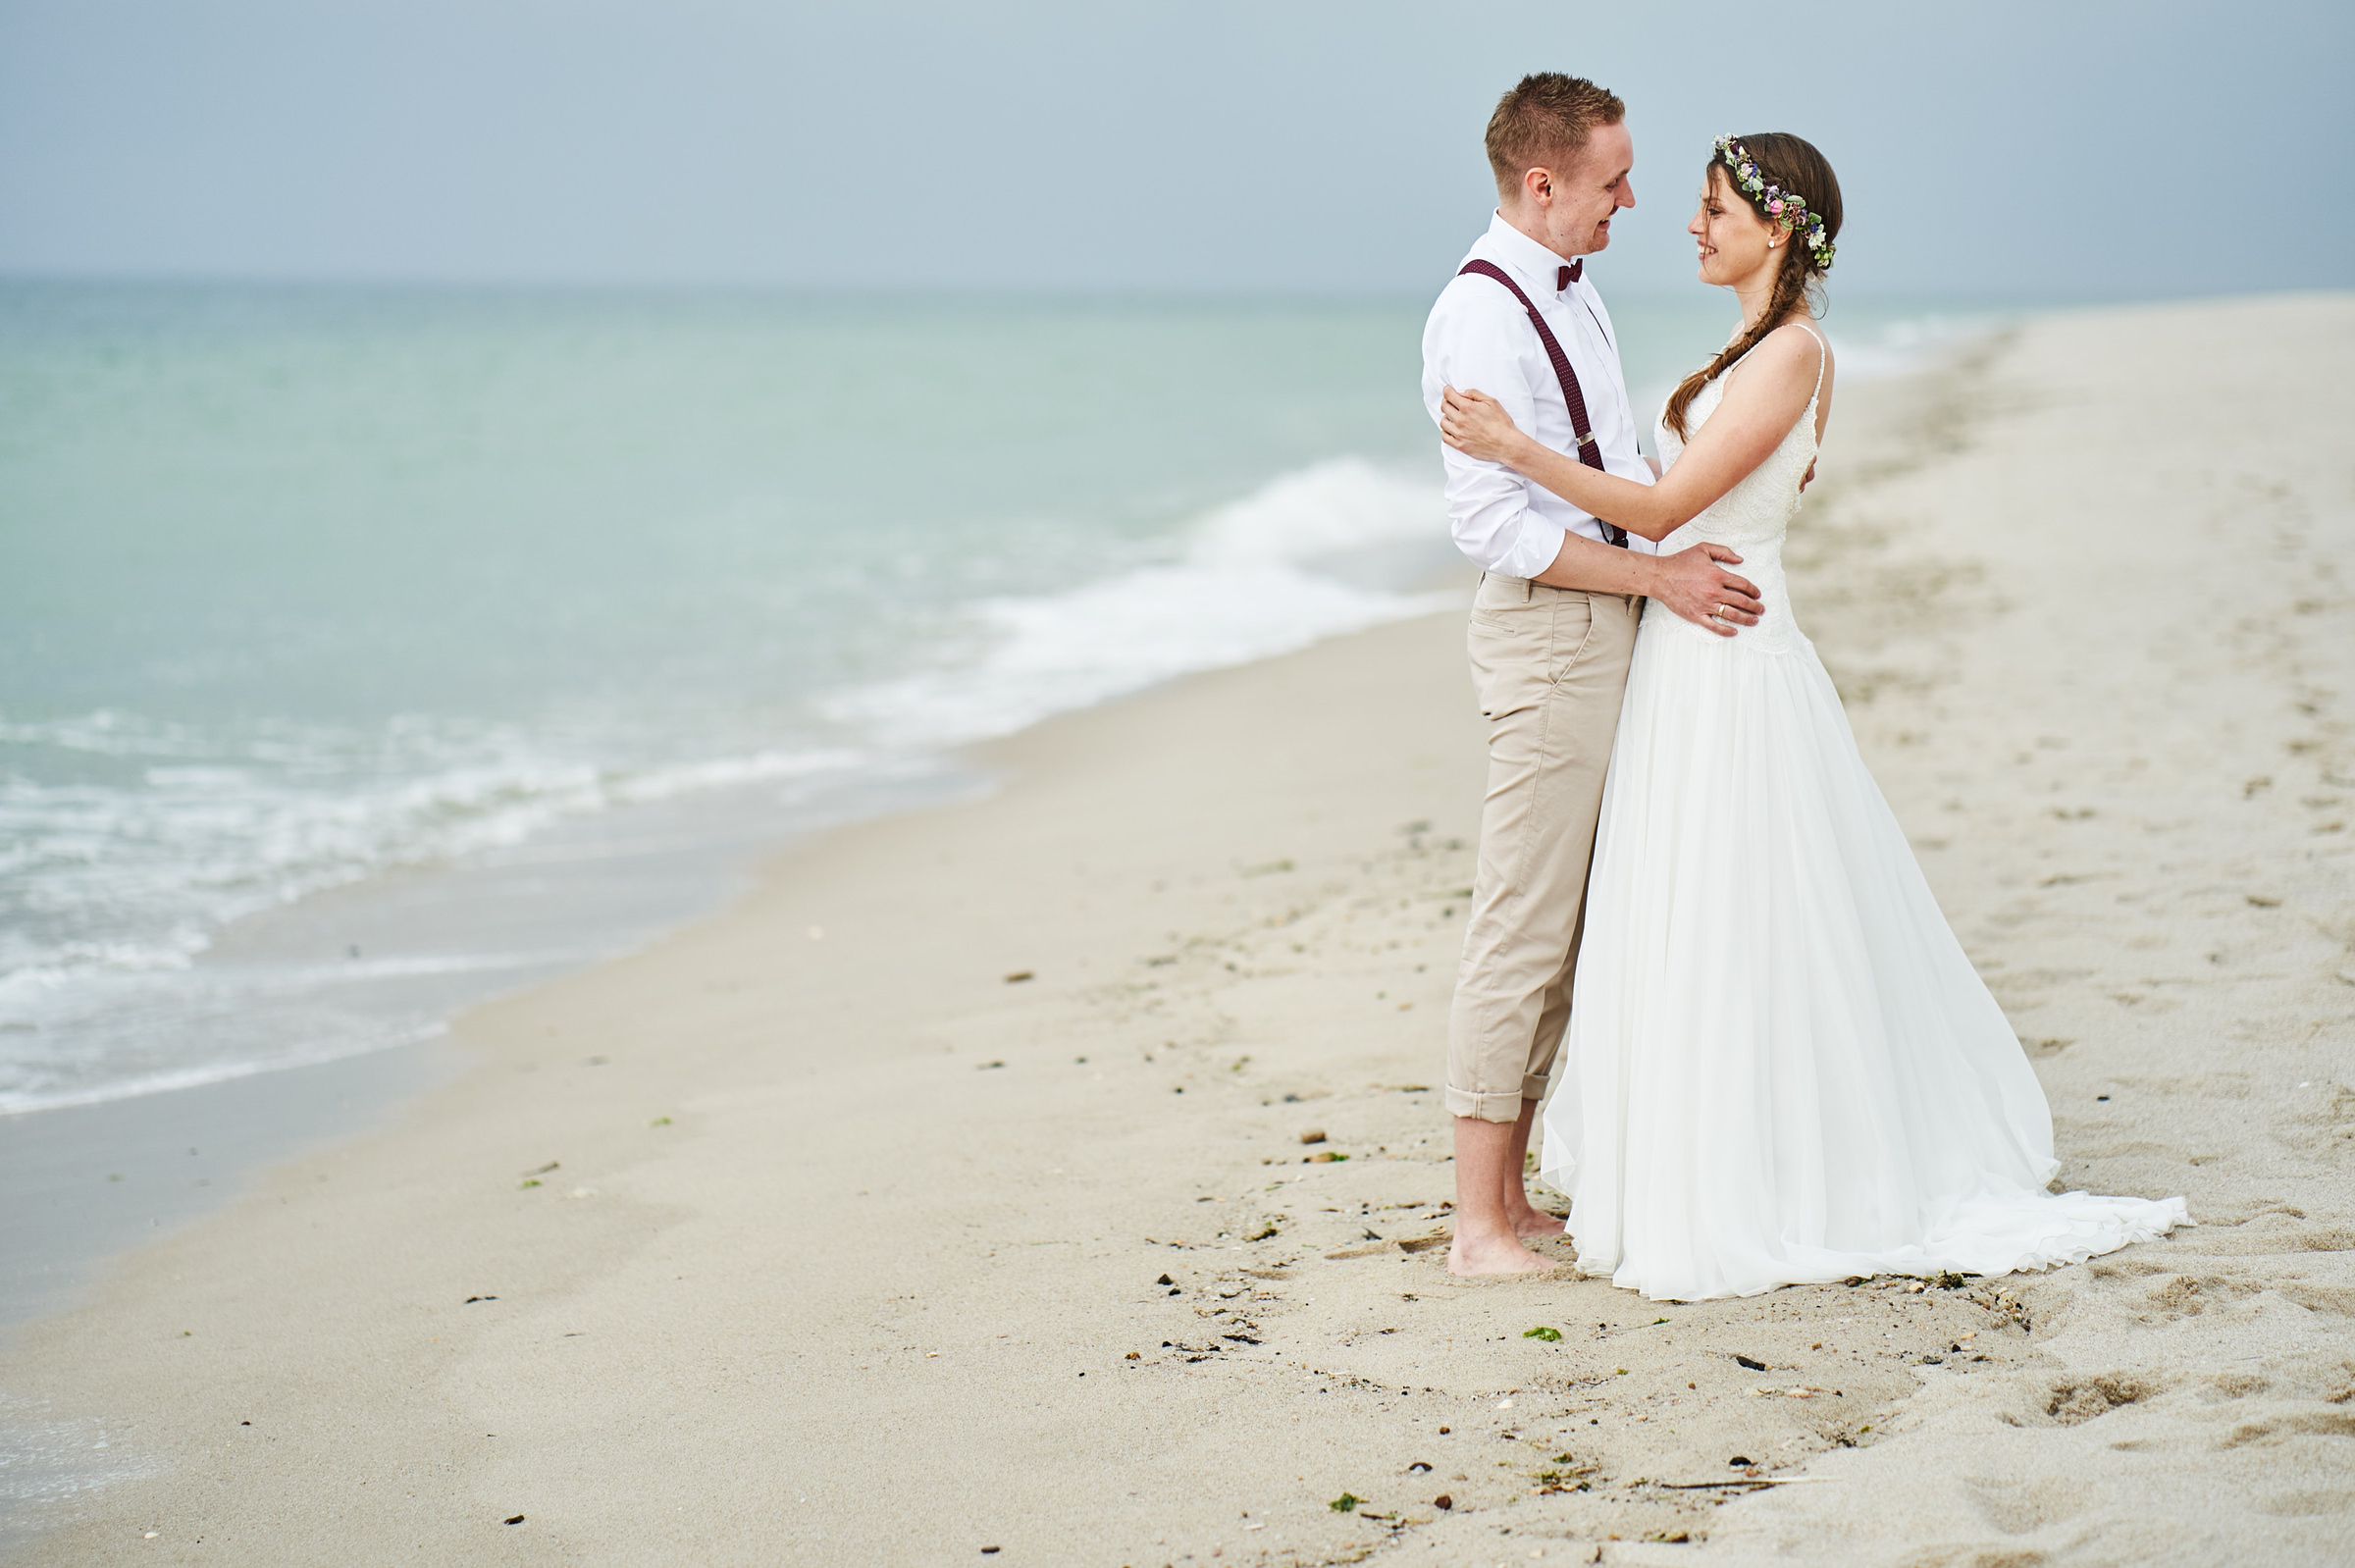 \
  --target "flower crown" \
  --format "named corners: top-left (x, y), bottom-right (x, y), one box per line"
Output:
top-left (1714, 134), bottom-right (1835, 272)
